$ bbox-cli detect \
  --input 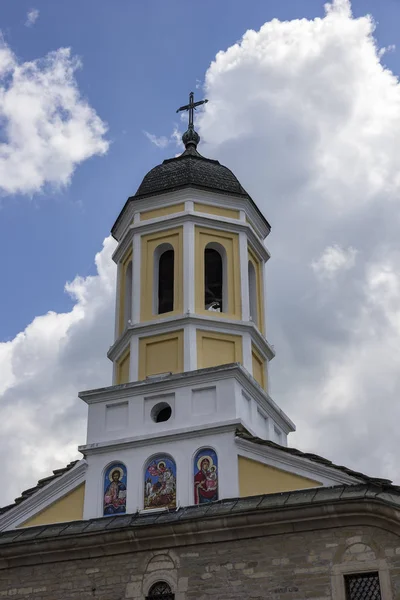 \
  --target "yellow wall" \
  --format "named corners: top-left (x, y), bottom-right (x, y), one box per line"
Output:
top-left (118, 248), bottom-right (133, 336)
top-left (20, 483), bottom-right (85, 528)
top-left (139, 330), bottom-right (184, 380)
top-left (140, 203), bottom-right (185, 221)
top-left (117, 348), bottom-right (130, 384)
top-left (195, 226), bottom-right (241, 319)
top-left (238, 456), bottom-right (321, 497)
top-left (251, 345), bottom-right (266, 389)
top-left (194, 203), bottom-right (239, 220)
top-left (141, 227), bottom-right (183, 322)
top-left (248, 246), bottom-right (265, 334)
top-left (197, 330), bottom-right (243, 370)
